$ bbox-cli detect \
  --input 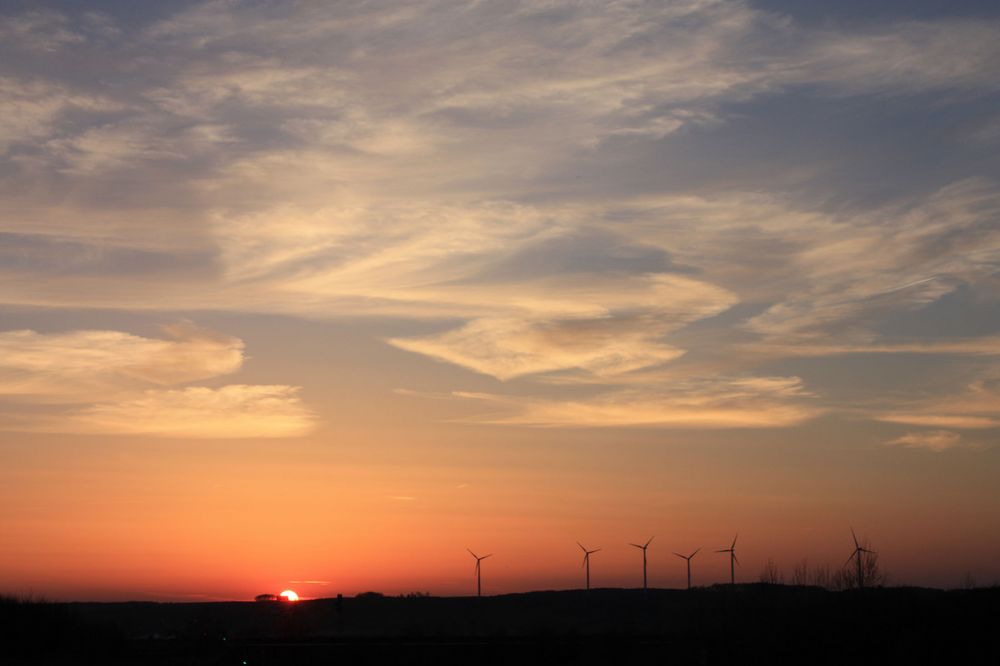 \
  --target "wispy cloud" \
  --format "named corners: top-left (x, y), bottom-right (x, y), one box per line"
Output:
top-left (1, 2), bottom-right (998, 434)
top-left (0, 10), bottom-right (83, 53)
top-left (62, 385), bottom-right (315, 438)
top-left (443, 376), bottom-right (820, 429)
top-left (0, 323), bottom-right (243, 401)
top-left (875, 376), bottom-right (1000, 430)
top-left (885, 430), bottom-right (963, 452)
top-left (0, 323), bottom-right (315, 438)
top-left (619, 181), bottom-right (1000, 347)
top-left (0, 77), bottom-right (121, 153)
top-left (388, 274), bottom-right (735, 380)
top-left (800, 19), bottom-right (1000, 93)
